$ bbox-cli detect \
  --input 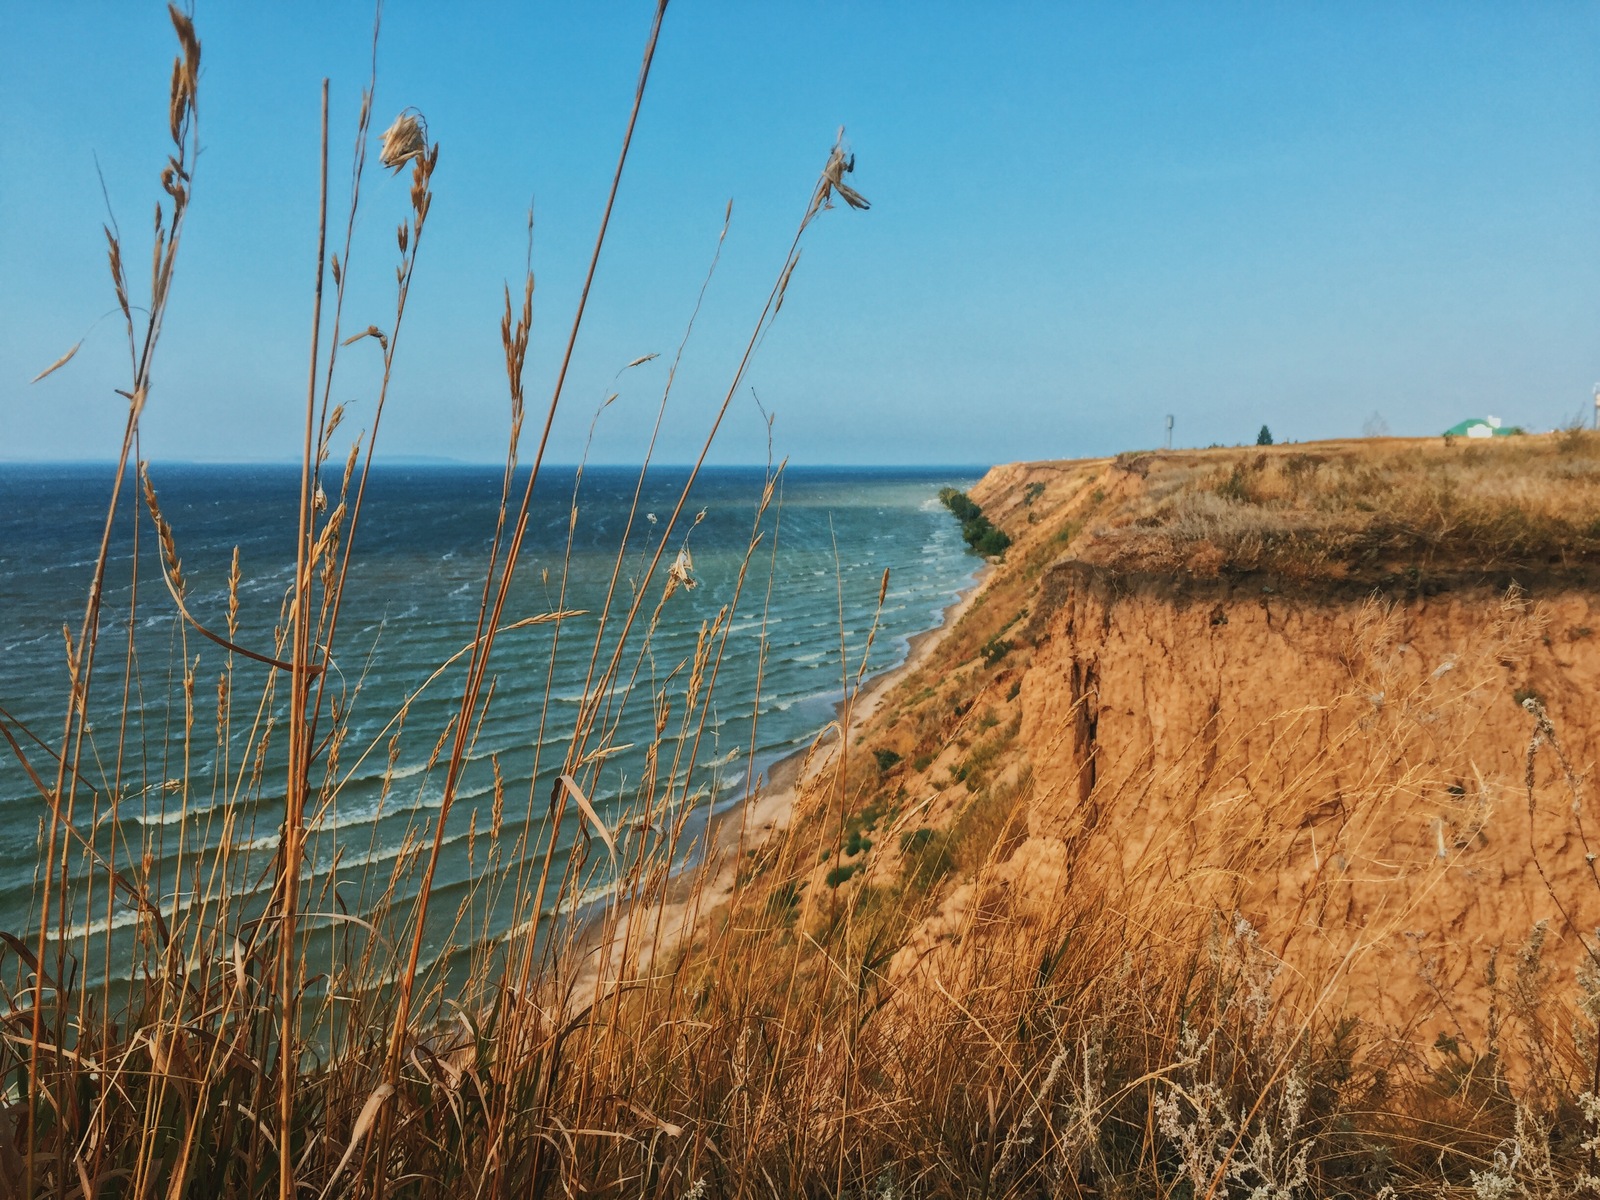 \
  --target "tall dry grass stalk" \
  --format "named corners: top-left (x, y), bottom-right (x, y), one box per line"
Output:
top-left (3, 3), bottom-right (880, 1195)
top-left (10, 7), bottom-right (1600, 1199)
